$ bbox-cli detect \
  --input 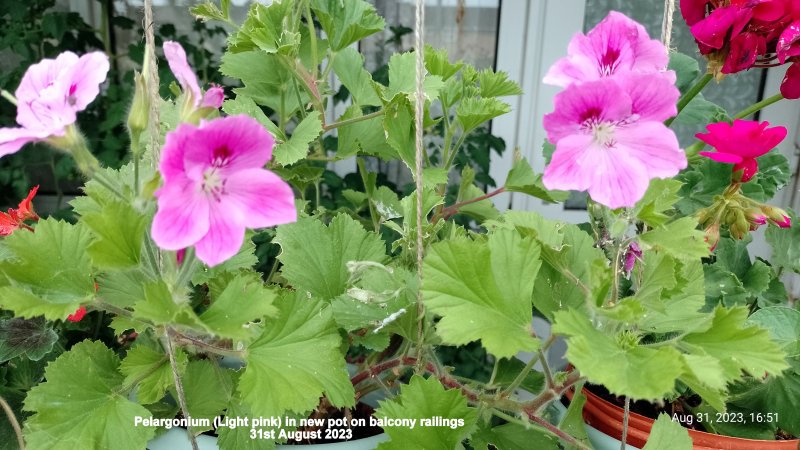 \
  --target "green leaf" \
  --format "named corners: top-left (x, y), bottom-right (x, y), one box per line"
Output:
top-left (385, 51), bottom-right (444, 100)
top-left (491, 358), bottom-right (545, 394)
top-left (190, 1), bottom-right (229, 22)
top-left (632, 179), bottom-right (682, 227)
top-left (337, 105), bottom-right (396, 160)
top-left (505, 157), bottom-right (569, 203)
top-left (668, 52), bottom-right (700, 94)
top-left (333, 47), bottom-right (382, 107)
top-left (274, 214), bottom-right (386, 300)
top-left (120, 345), bottom-right (184, 405)
top-left (82, 200), bottom-right (147, 269)
top-left (0, 218), bottom-right (94, 320)
top-left (220, 51), bottom-right (302, 114)
top-left (0, 318), bottom-right (57, 363)
top-left (642, 414), bottom-right (692, 450)
top-left (456, 97), bottom-right (511, 132)
top-left (223, 97), bottom-right (282, 139)
top-left (231, 2), bottom-right (298, 54)
top-left (199, 274), bottom-right (278, 340)
top-left (133, 281), bottom-right (206, 329)
top-left (747, 307), bottom-right (800, 357)
top-left (311, 0), bottom-right (384, 51)
top-left (383, 95), bottom-right (417, 170)
top-left (97, 269), bottom-right (148, 309)
top-left (240, 292), bottom-right (354, 417)
top-left (675, 95), bottom-right (729, 125)
top-left (558, 382), bottom-right (590, 450)
top-left (682, 306), bottom-right (788, 377)
top-left (553, 309), bottom-right (684, 400)
top-left (218, 402), bottom-right (277, 450)
top-left (423, 229), bottom-right (541, 358)
top-left (638, 259), bottom-right (709, 334)
top-left (375, 376), bottom-right (477, 450)
top-left (274, 113), bottom-right (323, 166)
top-left (456, 184), bottom-right (500, 222)
top-left (192, 235), bottom-right (260, 285)
top-left (746, 152), bottom-right (790, 202)
top-left (765, 209), bottom-right (800, 274)
top-left (424, 45), bottom-right (463, 81)
top-left (477, 69), bottom-right (522, 97)
top-left (180, 360), bottom-right (233, 433)
top-left (471, 422), bottom-right (558, 450)
top-left (639, 217), bottom-right (708, 261)
top-left (23, 341), bottom-right (155, 450)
